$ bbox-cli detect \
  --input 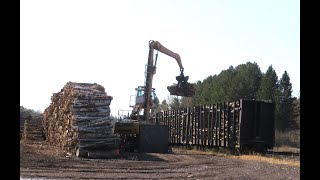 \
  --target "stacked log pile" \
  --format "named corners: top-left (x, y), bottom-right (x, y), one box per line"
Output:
top-left (20, 111), bottom-right (27, 139)
top-left (42, 82), bottom-right (120, 158)
top-left (22, 114), bottom-right (44, 143)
